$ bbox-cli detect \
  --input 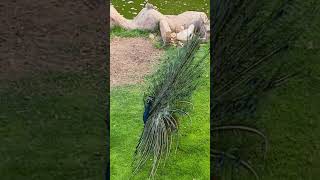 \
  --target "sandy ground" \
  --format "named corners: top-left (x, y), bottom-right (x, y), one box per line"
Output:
top-left (110, 37), bottom-right (163, 87)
